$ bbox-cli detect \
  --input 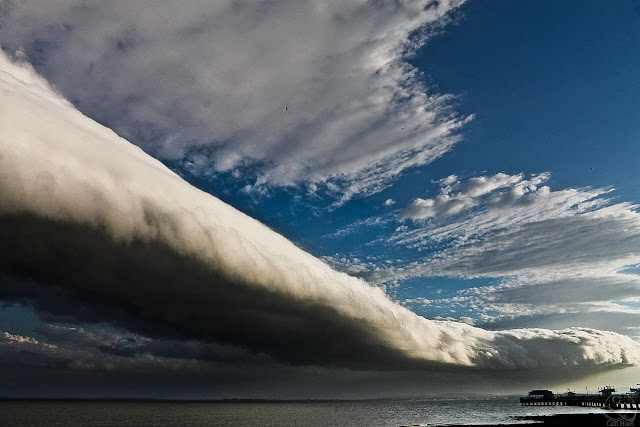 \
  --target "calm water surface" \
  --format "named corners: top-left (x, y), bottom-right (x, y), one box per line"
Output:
top-left (0, 397), bottom-right (627, 426)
